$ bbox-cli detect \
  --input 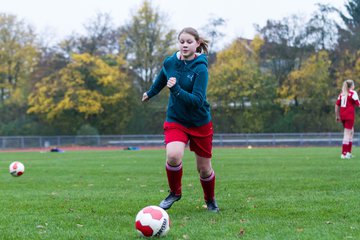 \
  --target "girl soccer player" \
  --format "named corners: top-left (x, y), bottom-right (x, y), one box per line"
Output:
top-left (142, 27), bottom-right (219, 212)
top-left (335, 79), bottom-right (360, 159)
